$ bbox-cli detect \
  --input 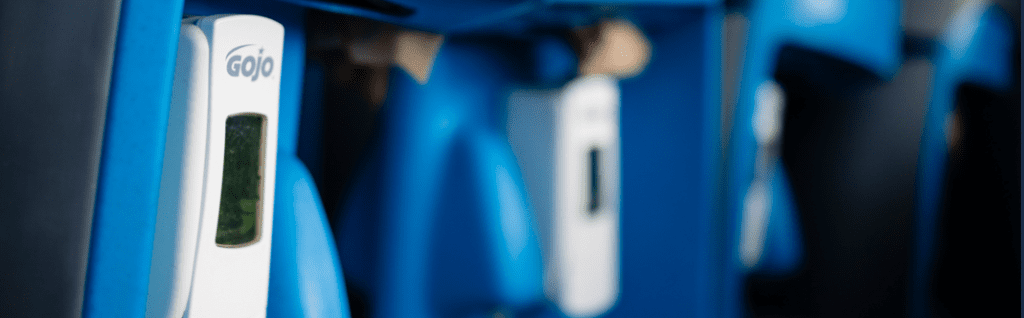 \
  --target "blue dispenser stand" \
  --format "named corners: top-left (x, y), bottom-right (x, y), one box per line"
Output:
top-left (337, 37), bottom-right (544, 318)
